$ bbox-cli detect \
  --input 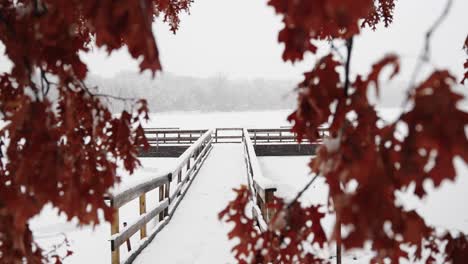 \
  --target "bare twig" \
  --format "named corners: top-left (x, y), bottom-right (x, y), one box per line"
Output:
top-left (138, 0), bottom-right (153, 34)
top-left (330, 41), bottom-right (345, 62)
top-left (0, 11), bottom-right (16, 36)
top-left (287, 173), bottom-right (320, 209)
top-left (408, 0), bottom-right (453, 90)
top-left (40, 68), bottom-right (53, 97)
top-left (80, 80), bottom-right (139, 103)
top-left (343, 37), bottom-right (354, 97)
top-left (33, 0), bottom-right (47, 17)
top-left (92, 92), bottom-right (140, 103)
top-left (334, 36), bottom-right (355, 264)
